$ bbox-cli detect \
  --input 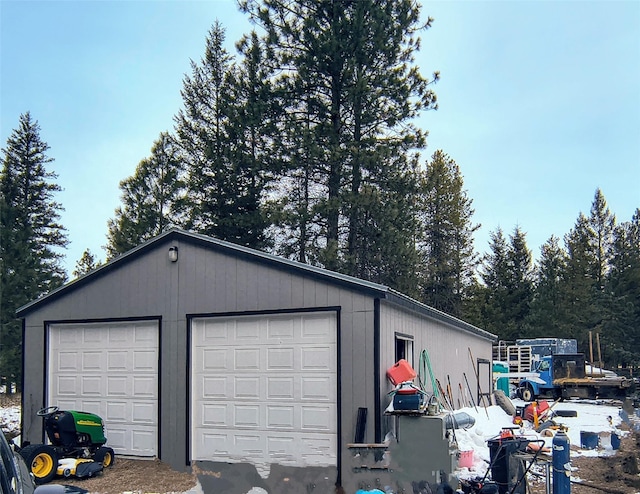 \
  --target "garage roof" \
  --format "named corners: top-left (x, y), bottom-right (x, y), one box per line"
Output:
top-left (17, 228), bottom-right (496, 341)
